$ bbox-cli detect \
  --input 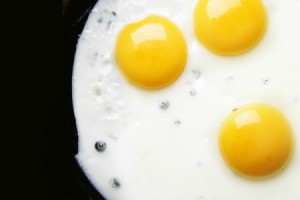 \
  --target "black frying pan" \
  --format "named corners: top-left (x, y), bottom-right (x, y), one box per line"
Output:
top-left (61, 0), bottom-right (105, 199)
